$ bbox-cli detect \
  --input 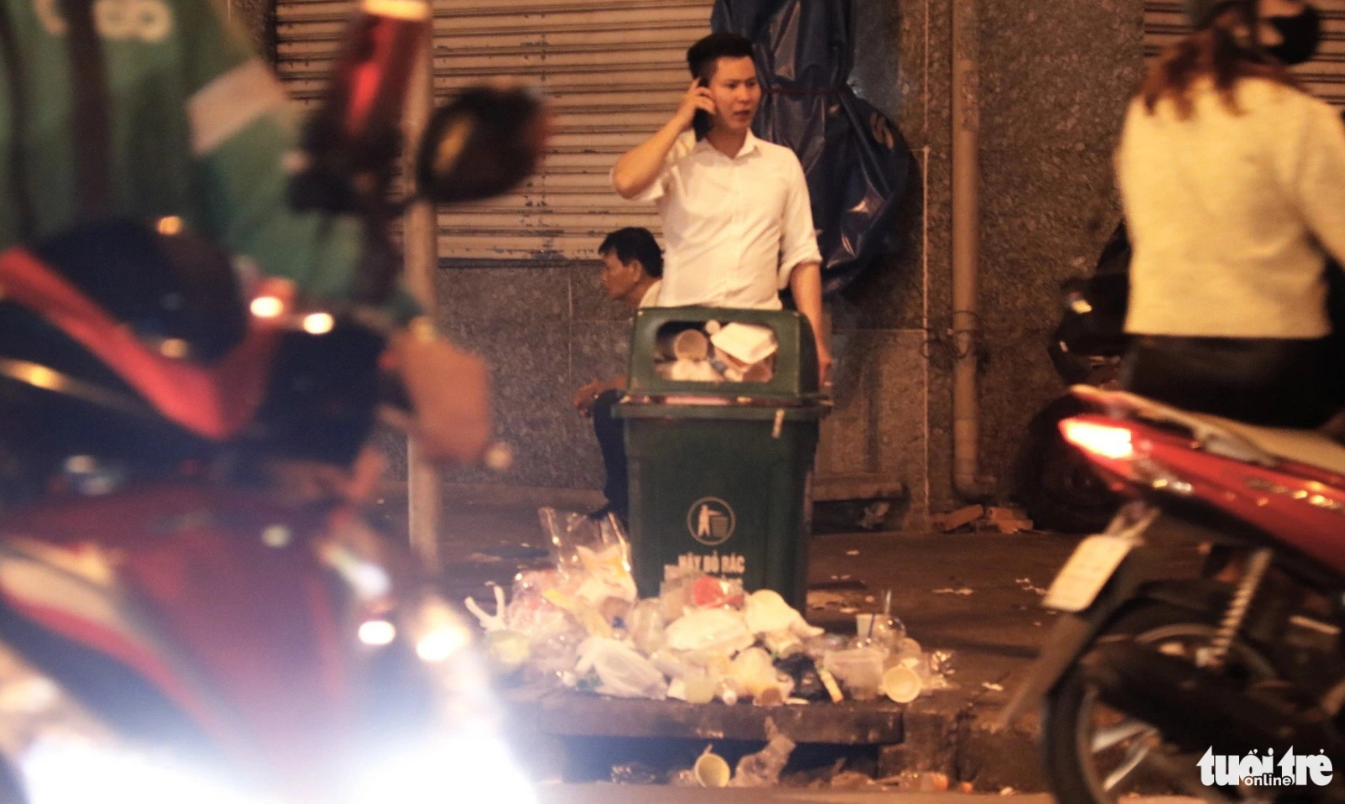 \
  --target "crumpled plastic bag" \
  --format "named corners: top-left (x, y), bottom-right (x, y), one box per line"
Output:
top-left (465, 581), bottom-right (587, 678)
top-left (540, 507), bottom-right (637, 607)
top-left (665, 608), bottom-right (755, 655)
top-left (744, 590), bottom-right (823, 639)
top-left (730, 718), bottom-right (796, 787)
top-left (628, 599), bottom-right (667, 656)
top-left (575, 637), bottom-right (668, 699)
